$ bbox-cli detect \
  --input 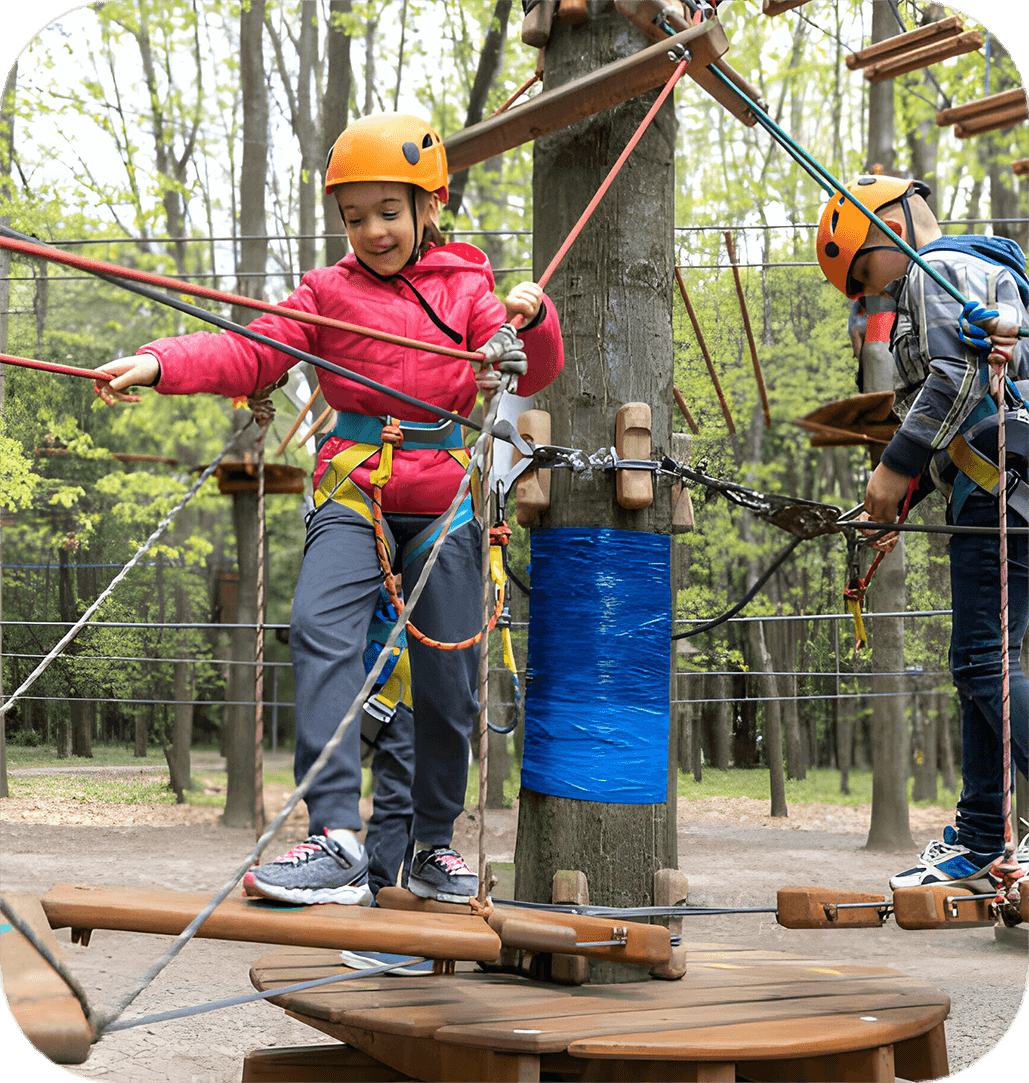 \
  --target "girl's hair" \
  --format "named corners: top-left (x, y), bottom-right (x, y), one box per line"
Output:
top-left (416, 189), bottom-right (448, 258)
